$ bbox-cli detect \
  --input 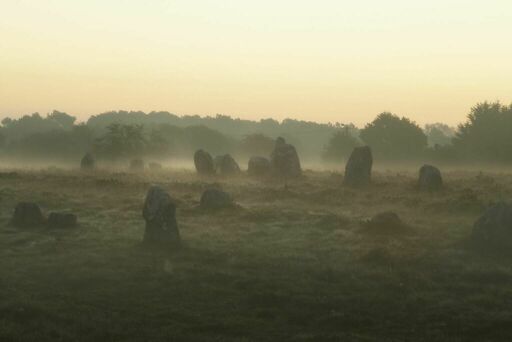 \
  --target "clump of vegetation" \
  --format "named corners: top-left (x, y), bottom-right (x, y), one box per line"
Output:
top-left (2, 100), bottom-right (512, 166)
top-left (360, 112), bottom-right (428, 160)
top-left (424, 123), bottom-right (455, 147)
top-left (322, 126), bottom-right (360, 163)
